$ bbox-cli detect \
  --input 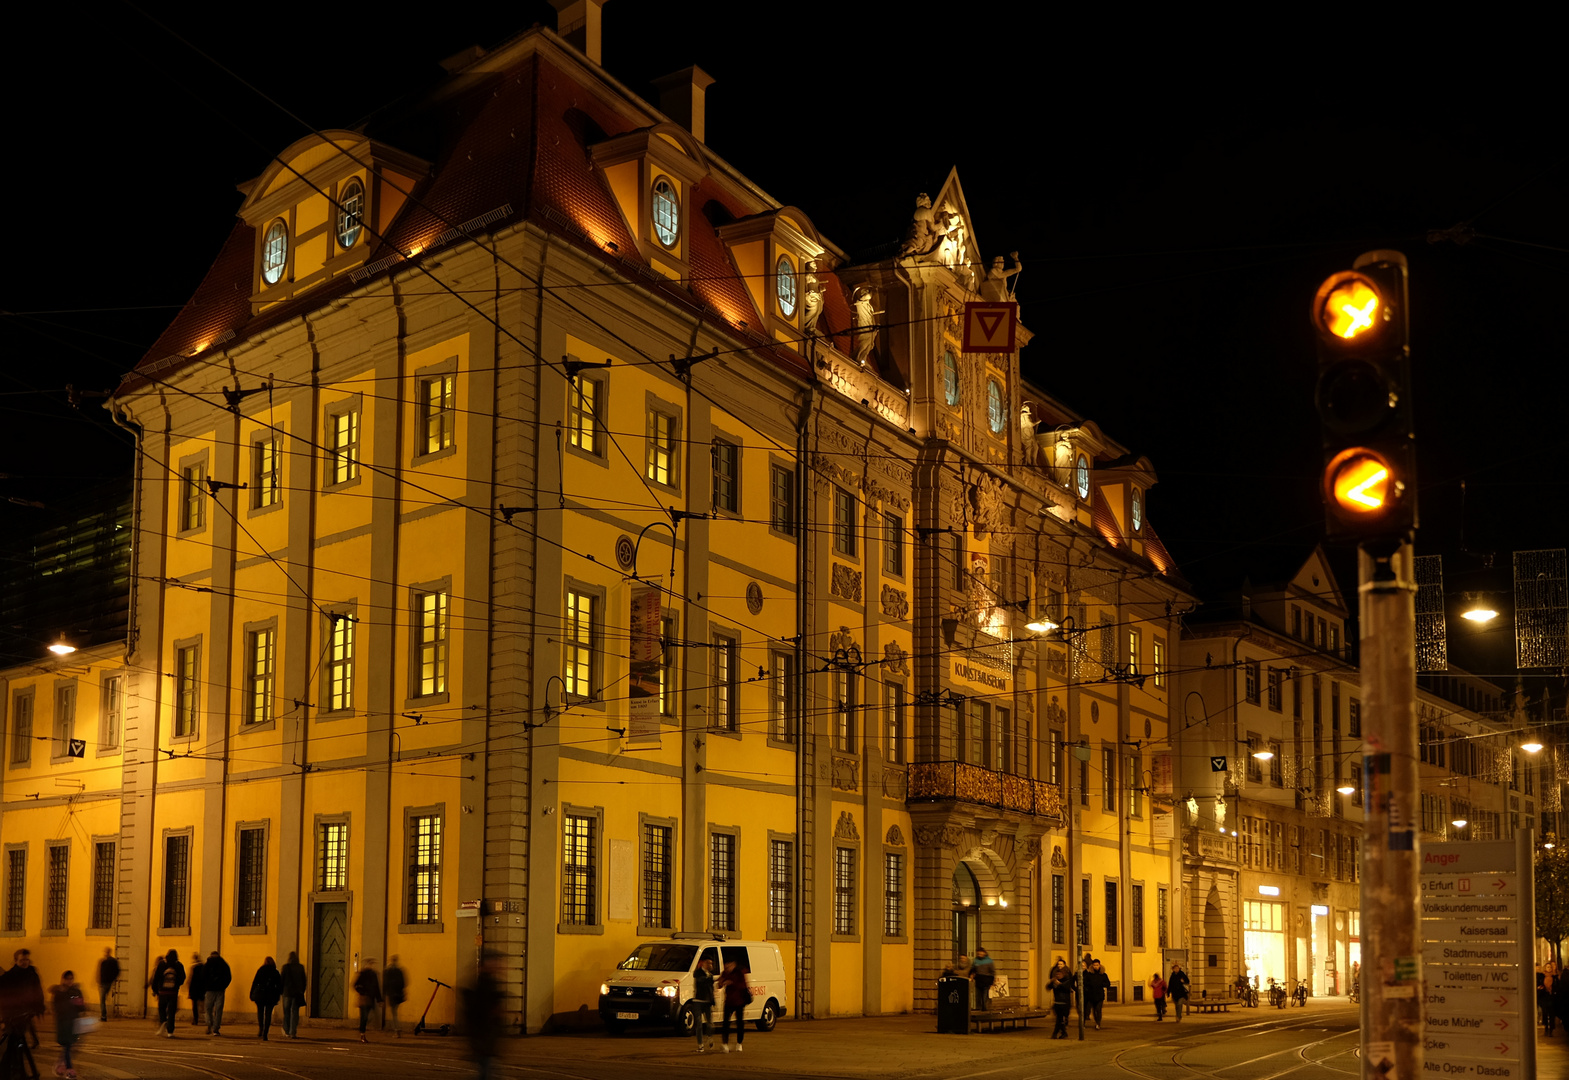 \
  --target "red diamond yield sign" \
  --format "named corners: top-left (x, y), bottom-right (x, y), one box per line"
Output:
top-left (963, 301), bottom-right (1017, 353)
